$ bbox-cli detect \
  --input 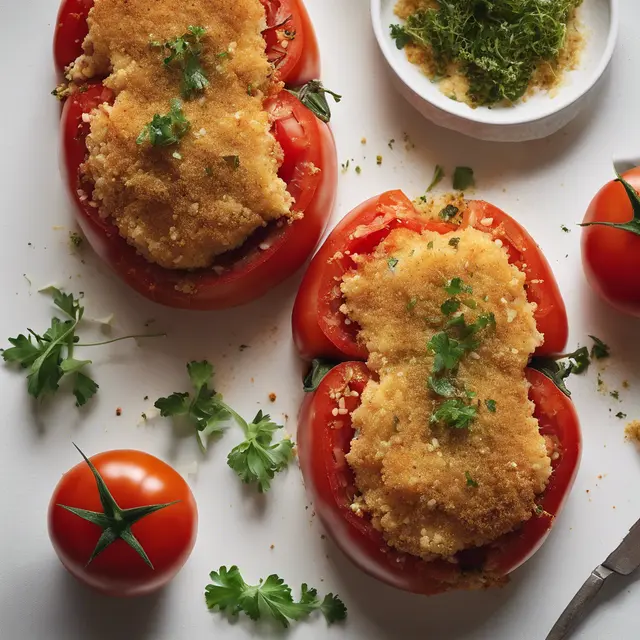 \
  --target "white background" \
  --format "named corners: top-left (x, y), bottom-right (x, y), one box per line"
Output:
top-left (0, 1), bottom-right (639, 639)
